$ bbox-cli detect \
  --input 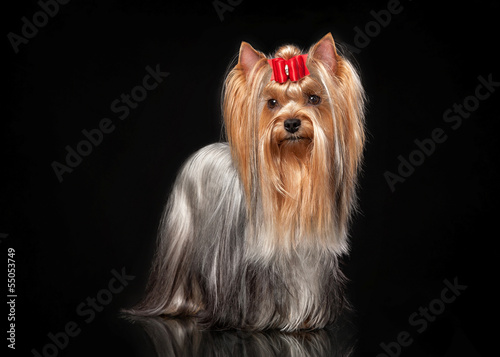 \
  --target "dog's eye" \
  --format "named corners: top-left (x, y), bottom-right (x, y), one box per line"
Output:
top-left (308, 95), bottom-right (321, 105)
top-left (267, 99), bottom-right (279, 109)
